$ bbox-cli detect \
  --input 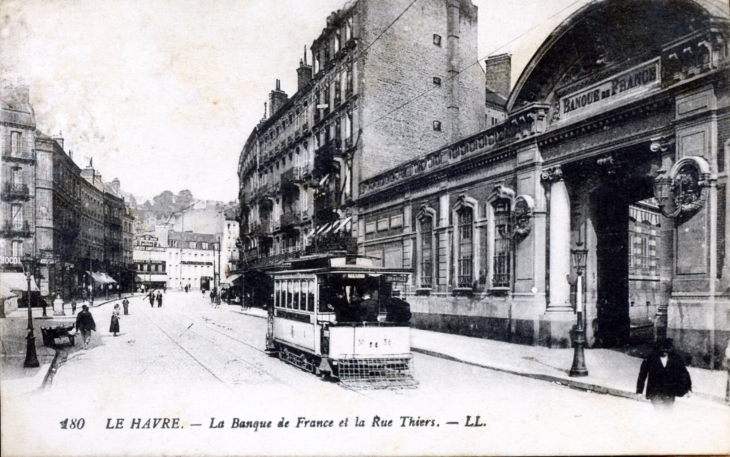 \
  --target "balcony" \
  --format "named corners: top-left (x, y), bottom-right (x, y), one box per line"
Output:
top-left (108, 215), bottom-right (122, 228)
top-left (243, 247), bottom-right (260, 262)
top-left (280, 212), bottom-right (300, 228)
top-left (305, 233), bottom-right (357, 255)
top-left (1, 183), bottom-right (30, 201)
top-left (1, 221), bottom-right (32, 238)
top-left (315, 138), bottom-right (342, 156)
top-left (1, 151), bottom-right (35, 164)
top-left (343, 136), bottom-right (354, 150)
